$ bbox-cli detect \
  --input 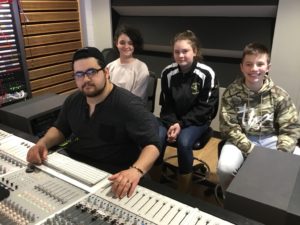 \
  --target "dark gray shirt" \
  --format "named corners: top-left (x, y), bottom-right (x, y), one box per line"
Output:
top-left (54, 86), bottom-right (160, 173)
